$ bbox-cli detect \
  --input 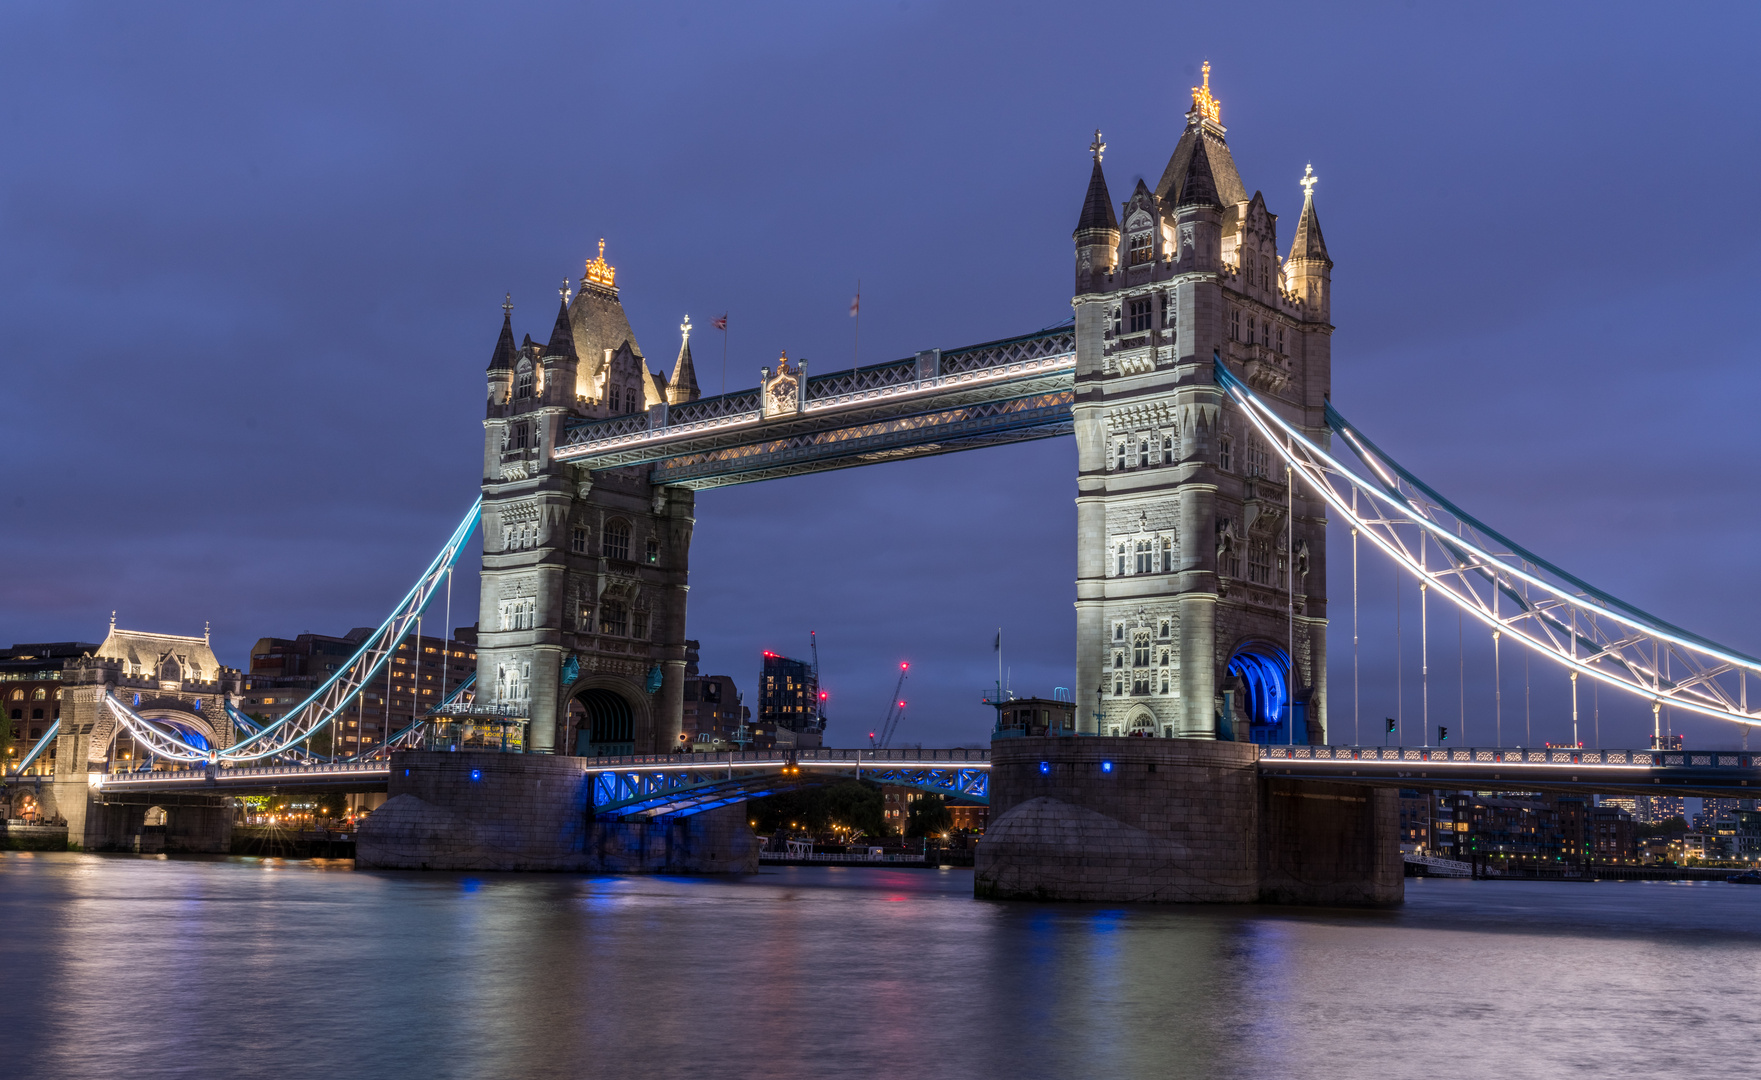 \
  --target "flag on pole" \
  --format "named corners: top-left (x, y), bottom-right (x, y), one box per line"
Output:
top-left (712, 313), bottom-right (727, 331)
top-left (994, 631), bottom-right (1000, 651)
top-left (849, 293), bottom-right (860, 317)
